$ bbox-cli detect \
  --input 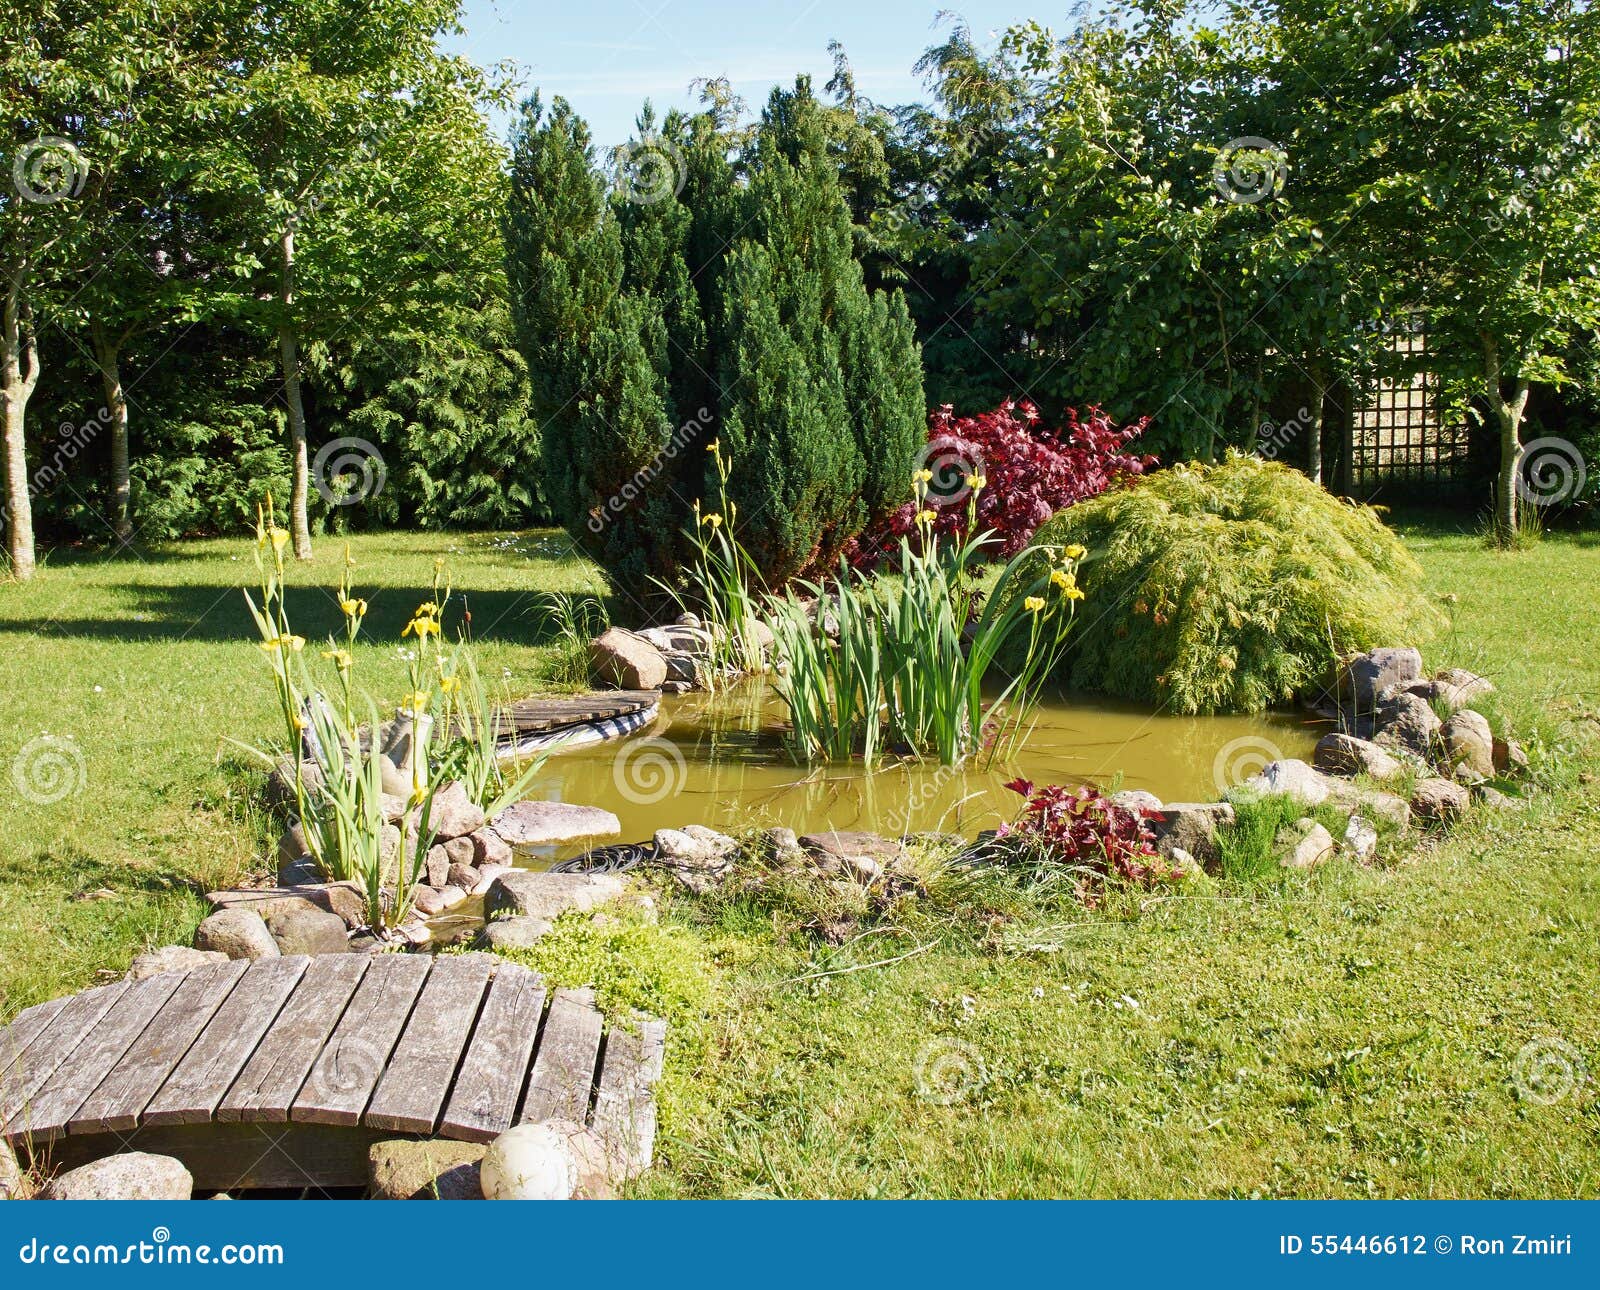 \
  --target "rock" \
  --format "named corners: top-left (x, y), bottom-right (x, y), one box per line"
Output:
top-left (1166, 846), bottom-right (1205, 880)
top-left (470, 827), bottom-right (513, 867)
top-left (1245, 758), bottom-right (1336, 804)
top-left (472, 863), bottom-right (511, 896)
top-left (1, 1139), bottom-right (23, 1199)
top-left (276, 822), bottom-right (311, 871)
top-left (1473, 784), bottom-right (1524, 810)
top-left (1344, 647), bottom-right (1423, 710)
top-left (297, 881), bottom-right (367, 928)
top-left (1374, 691), bottom-right (1442, 760)
top-left (368, 1138), bottom-right (485, 1200)
top-left (1434, 667), bottom-right (1494, 708)
top-left (1110, 789), bottom-right (1164, 815)
top-left (742, 616), bottom-right (776, 654)
top-left (266, 757), bottom-right (324, 808)
top-left (424, 844), bottom-right (452, 889)
top-left (481, 916), bottom-right (554, 951)
top-left (1493, 736), bottom-right (1529, 777)
top-left (764, 826), bottom-right (808, 872)
top-left (206, 888), bottom-right (320, 922)
top-left (380, 793), bottom-right (409, 824)
top-left (658, 651), bottom-right (700, 684)
top-left (265, 905), bottom-right (349, 955)
top-left (1145, 802), bottom-right (1236, 867)
top-left (1343, 815), bottom-right (1379, 862)
top-left (661, 680), bottom-right (694, 695)
top-left (438, 885), bottom-right (468, 910)
top-left (654, 825), bottom-right (738, 892)
top-left (1410, 776), bottom-right (1471, 825)
top-left (798, 831), bottom-right (908, 875)
top-left (380, 823), bottom-right (403, 869)
top-left (491, 801), bottom-right (622, 847)
top-left (639, 625), bottom-right (714, 656)
top-left (409, 886), bottom-right (447, 917)
top-left (1439, 710), bottom-right (1495, 780)
top-left (41, 1152), bottom-right (192, 1201)
top-left (194, 908), bottom-right (280, 960)
top-left (1279, 818), bottom-right (1336, 869)
top-left (277, 854), bottom-right (322, 887)
top-left (479, 1123), bottom-right (579, 1200)
top-left (428, 781), bottom-right (486, 842)
top-left (590, 627), bottom-right (668, 690)
top-left (1245, 759), bottom-right (1410, 829)
top-left (1313, 733), bottom-right (1405, 782)
top-left (443, 835), bottom-right (477, 868)
top-left (485, 871), bottom-right (626, 922)
top-left (127, 945), bottom-right (228, 981)
top-left (447, 862), bottom-right (481, 892)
